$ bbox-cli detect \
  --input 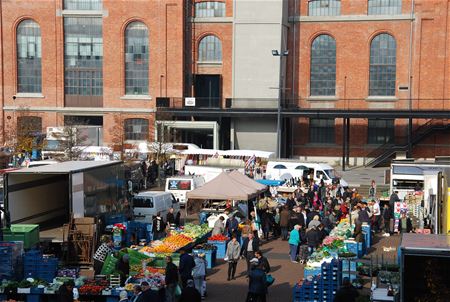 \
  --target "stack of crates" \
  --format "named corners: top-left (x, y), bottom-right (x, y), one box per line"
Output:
top-left (320, 259), bottom-right (341, 302)
top-left (340, 258), bottom-right (358, 282)
top-left (292, 276), bottom-right (322, 302)
top-left (345, 241), bottom-right (364, 258)
top-left (24, 250), bottom-right (59, 282)
top-left (0, 243), bottom-right (15, 280)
